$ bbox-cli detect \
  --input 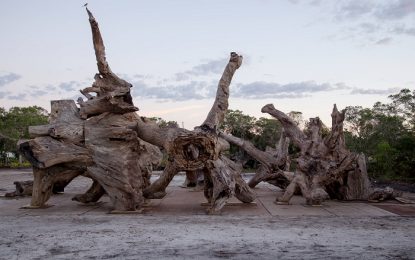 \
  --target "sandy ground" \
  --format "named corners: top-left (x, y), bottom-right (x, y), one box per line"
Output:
top-left (0, 169), bottom-right (414, 260)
